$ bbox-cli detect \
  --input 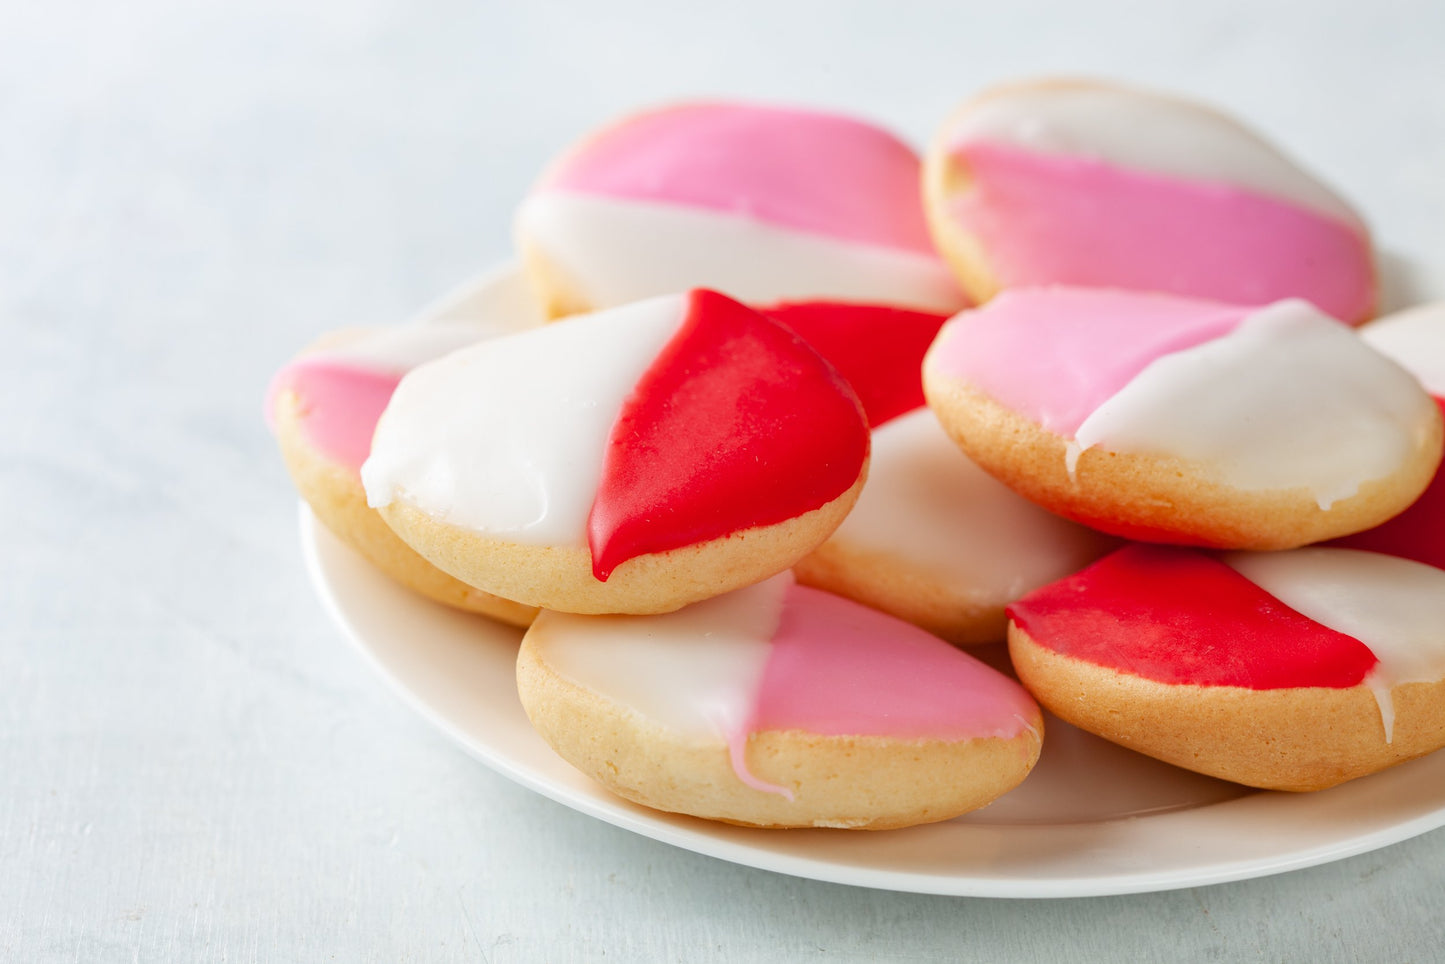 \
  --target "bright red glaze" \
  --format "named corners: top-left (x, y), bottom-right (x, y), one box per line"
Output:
top-left (587, 289), bottom-right (870, 581)
top-left (1330, 396), bottom-right (1445, 568)
top-left (757, 301), bottom-right (950, 428)
top-left (1008, 545), bottom-right (1378, 689)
